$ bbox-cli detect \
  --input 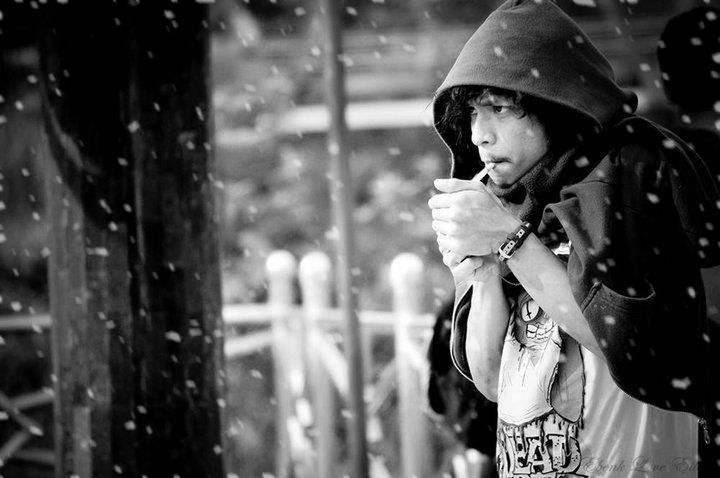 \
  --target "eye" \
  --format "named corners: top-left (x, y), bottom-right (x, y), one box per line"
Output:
top-left (492, 105), bottom-right (509, 114)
